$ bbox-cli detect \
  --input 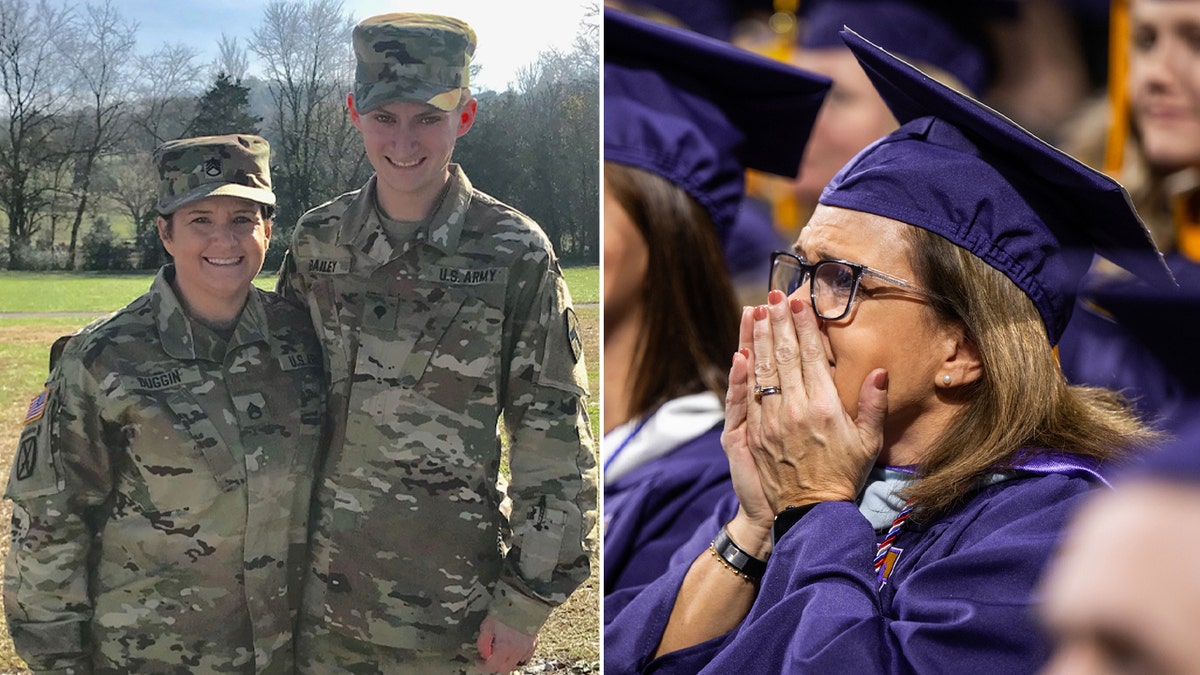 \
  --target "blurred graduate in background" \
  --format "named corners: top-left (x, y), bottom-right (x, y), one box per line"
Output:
top-left (602, 6), bottom-right (830, 596)
top-left (1057, 0), bottom-right (1200, 437)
